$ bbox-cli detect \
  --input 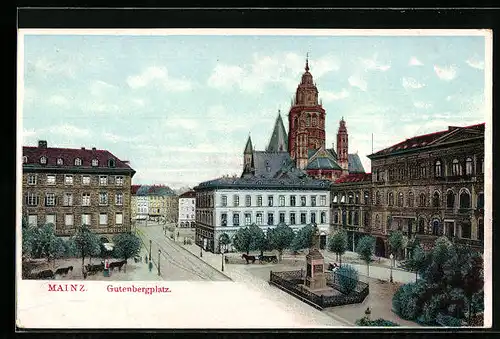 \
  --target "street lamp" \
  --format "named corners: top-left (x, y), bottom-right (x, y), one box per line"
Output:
top-left (221, 244), bottom-right (225, 272)
top-left (158, 249), bottom-right (161, 276)
top-left (200, 244), bottom-right (203, 258)
top-left (389, 253), bottom-right (394, 283)
top-left (149, 239), bottom-right (152, 261)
